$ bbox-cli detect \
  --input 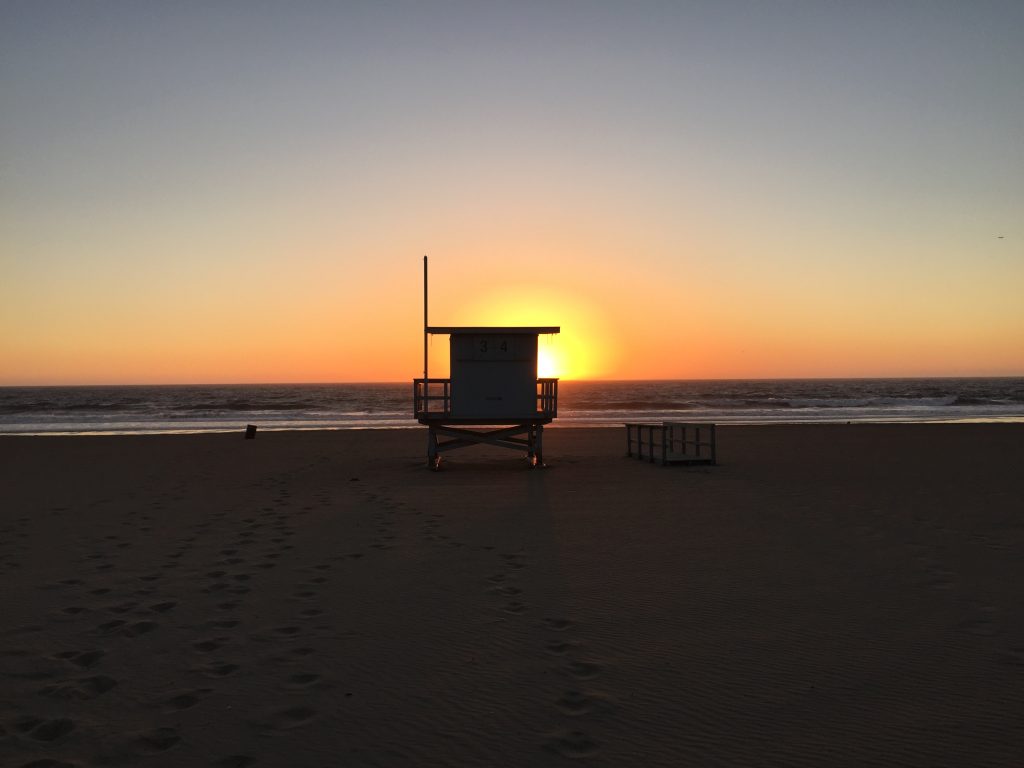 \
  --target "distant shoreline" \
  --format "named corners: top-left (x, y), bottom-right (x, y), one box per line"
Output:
top-left (3, 378), bottom-right (1022, 435)
top-left (6, 419), bottom-right (1024, 438)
